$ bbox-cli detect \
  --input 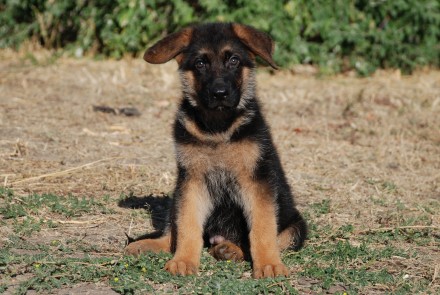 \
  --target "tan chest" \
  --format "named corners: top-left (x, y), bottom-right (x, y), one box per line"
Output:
top-left (176, 141), bottom-right (261, 177)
